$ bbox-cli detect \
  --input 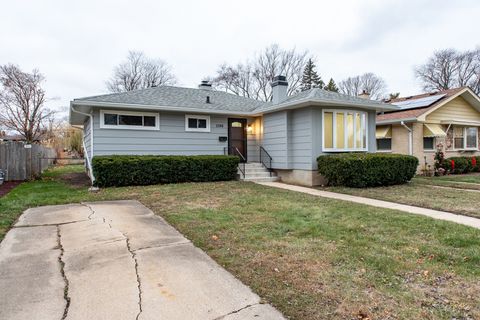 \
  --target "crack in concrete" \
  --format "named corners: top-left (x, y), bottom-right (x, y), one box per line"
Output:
top-left (213, 303), bottom-right (260, 320)
top-left (85, 203), bottom-right (95, 220)
top-left (81, 202), bottom-right (143, 319)
top-left (122, 233), bottom-right (143, 320)
top-left (13, 219), bottom-right (88, 228)
top-left (132, 240), bottom-right (191, 253)
top-left (56, 225), bottom-right (71, 320)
